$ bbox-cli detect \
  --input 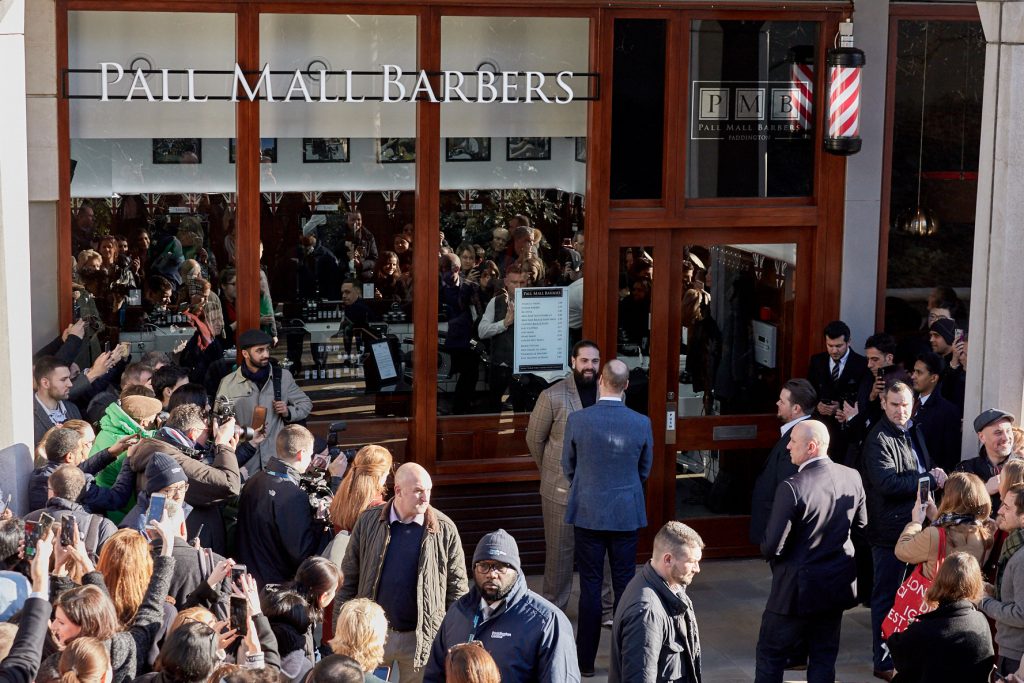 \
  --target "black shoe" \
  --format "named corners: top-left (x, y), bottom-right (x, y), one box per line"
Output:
top-left (581, 669), bottom-right (595, 678)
